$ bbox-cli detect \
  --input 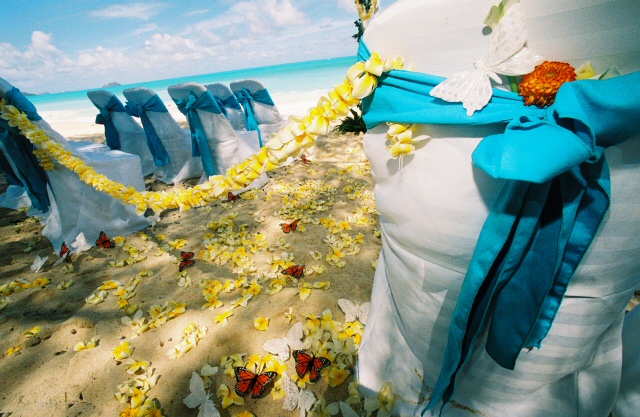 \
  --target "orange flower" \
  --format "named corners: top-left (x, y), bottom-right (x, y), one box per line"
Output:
top-left (519, 61), bottom-right (576, 108)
